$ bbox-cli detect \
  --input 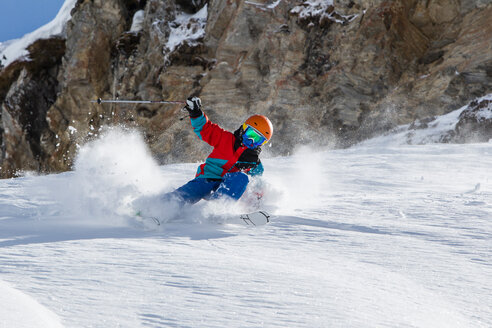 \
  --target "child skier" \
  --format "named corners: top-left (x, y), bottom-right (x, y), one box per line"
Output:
top-left (166, 96), bottom-right (273, 205)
